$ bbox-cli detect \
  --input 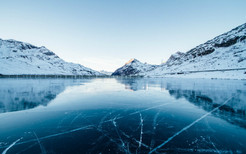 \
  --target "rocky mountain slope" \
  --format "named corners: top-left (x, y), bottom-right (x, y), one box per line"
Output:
top-left (112, 23), bottom-right (246, 79)
top-left (112, 58), bottom-right (157, 76)
top-left (149, 23), bottom-right (246, 75)
top-left (0, 39), bottom-right (103, 76)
